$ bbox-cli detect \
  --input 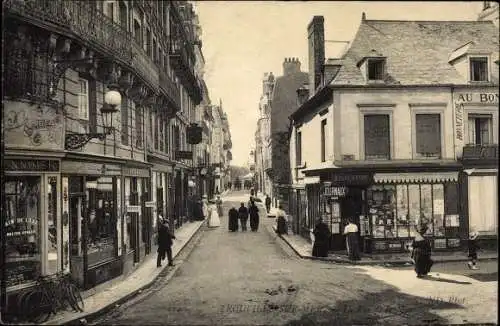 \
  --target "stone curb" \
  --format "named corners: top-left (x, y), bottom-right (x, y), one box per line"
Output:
top-left (272, 225), bottom-right (497, 266)
top-left (59, 220), bottom-right (207, 325)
